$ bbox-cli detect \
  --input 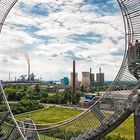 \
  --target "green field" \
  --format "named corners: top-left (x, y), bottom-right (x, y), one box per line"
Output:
top-left (110, 116), bottom-right (134, 140)
top-left (15, 107), bottom-right (82, 124)
top-left (15, 107), bottom-right (134, 140)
